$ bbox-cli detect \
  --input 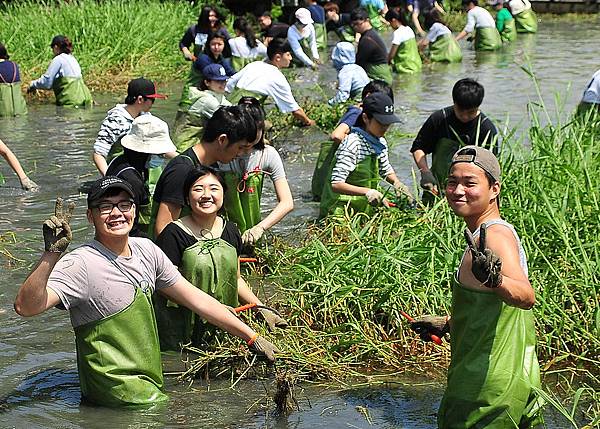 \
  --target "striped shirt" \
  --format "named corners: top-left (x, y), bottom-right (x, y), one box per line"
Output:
top-left (93, 104), bottom-right (136, 157)
top-left (331, 131), bottom-right (394, 184)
